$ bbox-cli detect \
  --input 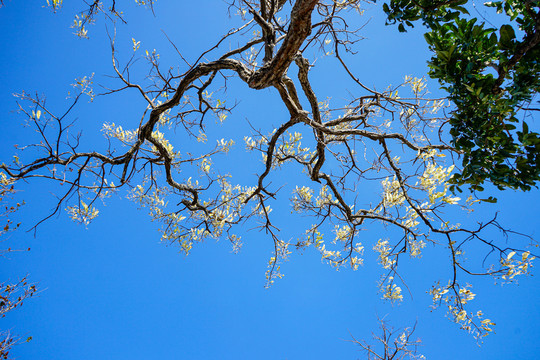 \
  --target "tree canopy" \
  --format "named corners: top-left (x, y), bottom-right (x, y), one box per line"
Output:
top-left (1, 0), bottom-right (539, 358)
top-left (384, 0), bottom-right (540, 191)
